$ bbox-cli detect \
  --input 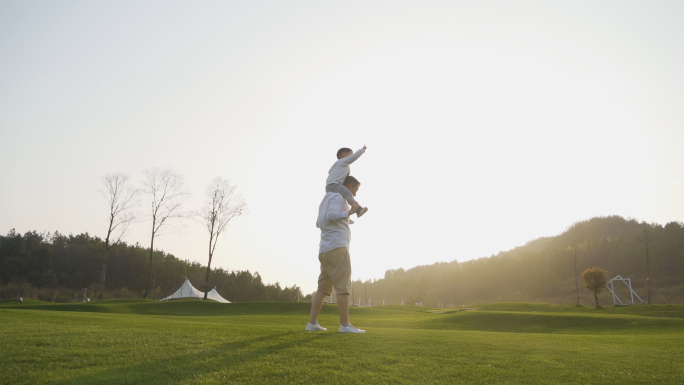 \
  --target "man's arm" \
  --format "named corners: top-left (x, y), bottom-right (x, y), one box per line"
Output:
top-left (337, 146), bottom-right (366, 166)
top-left (325, 194), bottom-right (355, 221)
